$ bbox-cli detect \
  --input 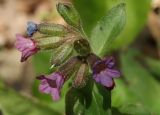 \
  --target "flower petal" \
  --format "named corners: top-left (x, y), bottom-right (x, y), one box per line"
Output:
top-left (99, 75), bottom-right (114, 88)
top-left (104, 57), bottom-right (115, 68)
top-left (15, 34), bottom-right (39, 62)
top-left (51, 88), bottom-right (60, 101)
top-left (37, 72), bottom-right (65, 101)
top-left (48, 72), bottom-right (64, 88)
top-left (39, 80), bottom-right (51, 94)
top-left (106, 69), bottom-right (121, 78)
top-left (93, 70), bottom-right (114, 88)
